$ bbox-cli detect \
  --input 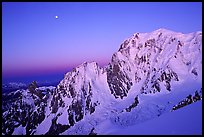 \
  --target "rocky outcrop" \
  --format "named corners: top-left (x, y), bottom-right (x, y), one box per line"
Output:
top-left (172, 88), bottom-right (202, 111)
top-left (107, 62), bottom-right (132, 99)
top-left (125, 96), bottom-right (139, 112)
